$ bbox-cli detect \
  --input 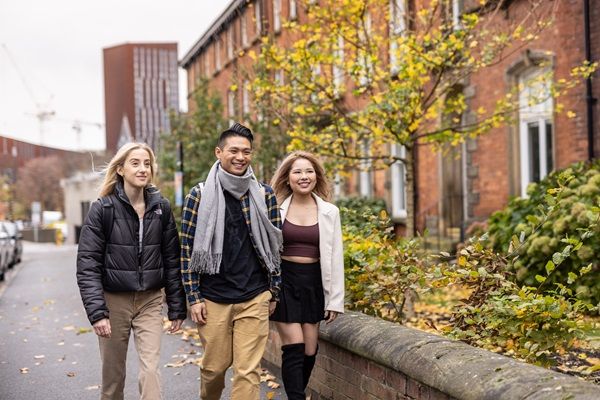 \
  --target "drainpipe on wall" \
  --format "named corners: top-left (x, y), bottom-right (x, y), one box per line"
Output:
top-left (584, 0), bottom-right (596, 160)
